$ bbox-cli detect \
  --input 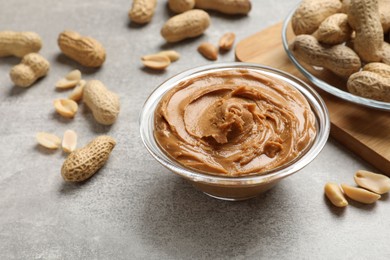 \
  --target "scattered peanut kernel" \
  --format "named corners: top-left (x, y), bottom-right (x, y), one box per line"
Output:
top-left (62, 129), bottom-right (77, 153)
top-left (54, 99), bottom-right (78, 118)
top-left (36, 132), bottom-right (61, 149)
top-left (69, 80), bottom-right (86, 102)
top-left (55, 69), bottom-right (82, 89)
top-left (66, 69), bottom-right (81, 81)
top-left (341, 184), bottom-right (381, 204)
top-left (354, 170), bottom-right (390, 194)
top-left (157, 50), bottom-right (180, 62)
top-left (141, 54), bottom-right (171, 70)
top-left (324, 182), bottom-right (348, 207)
top-left (197, 42), bottom-right (218, 60)
top-left (219, 32), bottom-right (236, 51)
